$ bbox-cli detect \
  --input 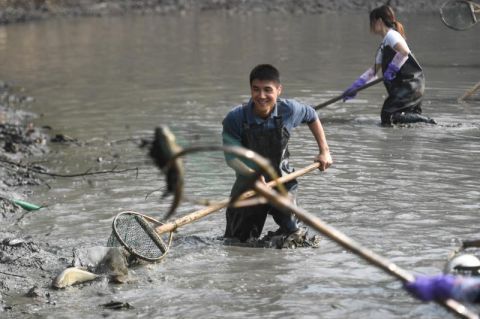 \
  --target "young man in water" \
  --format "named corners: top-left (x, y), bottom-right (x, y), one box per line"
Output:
top-left (221, 64), bottom-right (332, 243)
